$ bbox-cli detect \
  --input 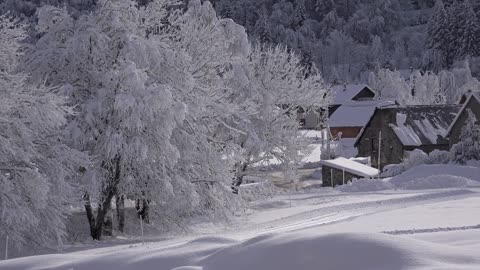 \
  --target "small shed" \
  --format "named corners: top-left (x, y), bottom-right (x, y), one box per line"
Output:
top-left (321, 157), bottom-right (379, 187)
top-left (355, 105), bottom-right (461, 170)
top-left (446, 92), bottom-right (480, 148)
